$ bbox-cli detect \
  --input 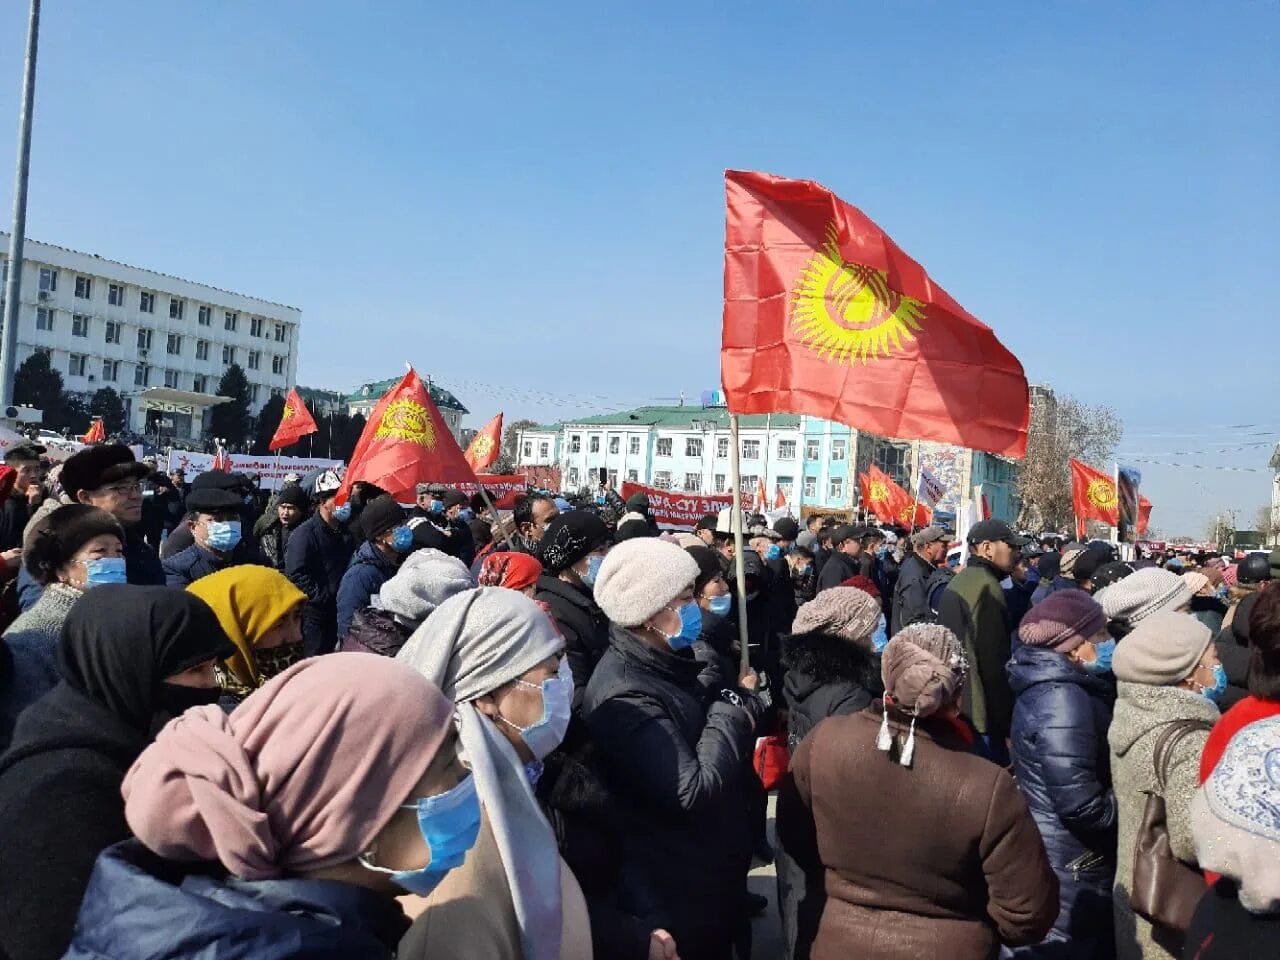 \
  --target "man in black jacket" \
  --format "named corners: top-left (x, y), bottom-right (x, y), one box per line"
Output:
top-left (891, 526), bottom-right (948, 635)
top-left (0, 444), bottom-right (45, 552)
top-left (162, 487), bottom-right (270, 588)
top-left (285, 471), bottom-right (355, 656)
top-left (815, 524), bottom-right (864, 594)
